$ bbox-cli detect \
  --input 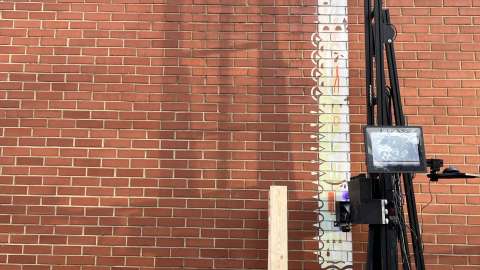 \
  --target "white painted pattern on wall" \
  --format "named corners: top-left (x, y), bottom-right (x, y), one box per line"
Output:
top-left (310, 0), bottom-right (353, 269)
